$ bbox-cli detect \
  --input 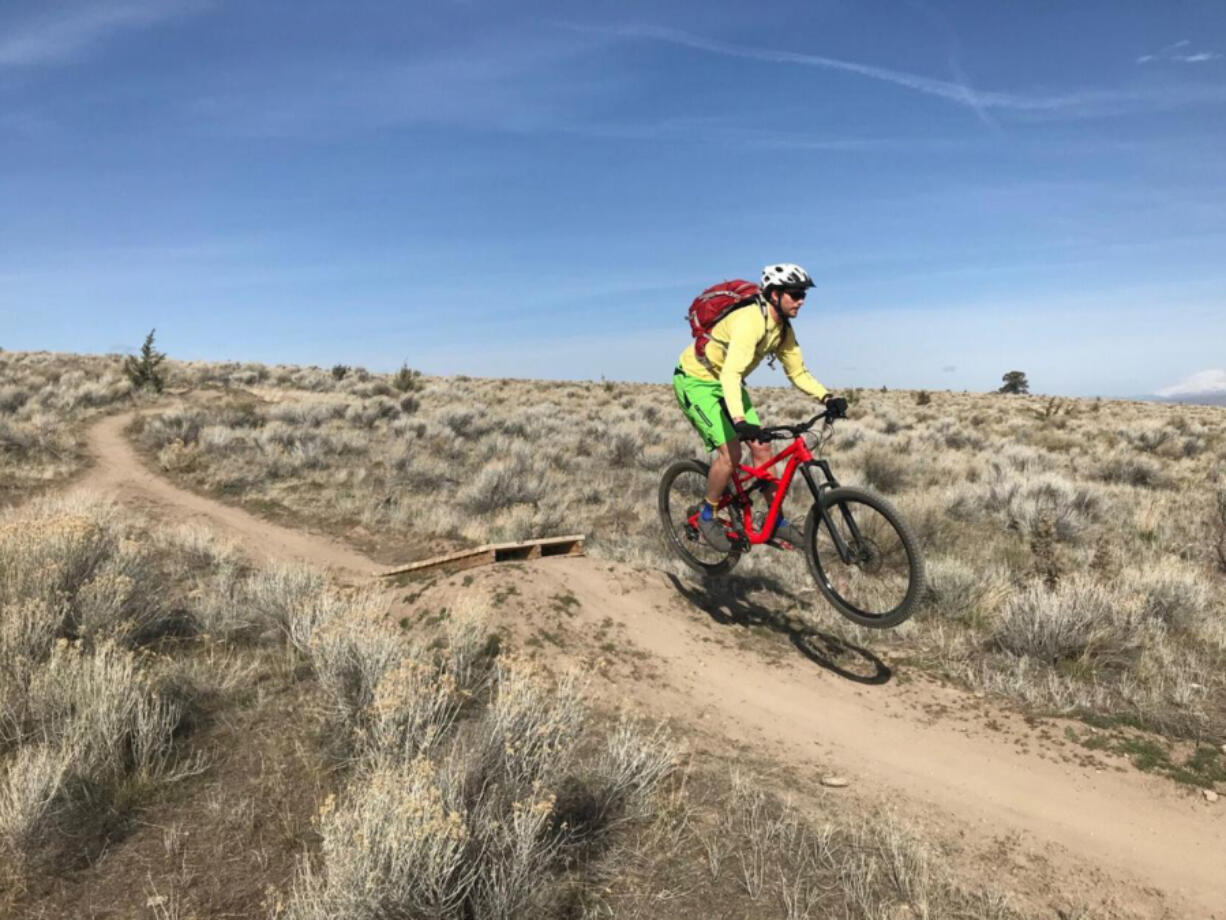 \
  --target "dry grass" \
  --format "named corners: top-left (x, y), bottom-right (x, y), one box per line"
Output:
top-left (279, 598), bottom-right (686, 920)
top-left (1, 493), bottom-right (344, 912)
top-left (0, 495), bottom-right (205, 882)
top-left (0, 351), bottom-right (136, 501)
top-left (109, 356), bottom-right (1226, 741)
top-left (1, 351), bottom-right (1171, 917)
